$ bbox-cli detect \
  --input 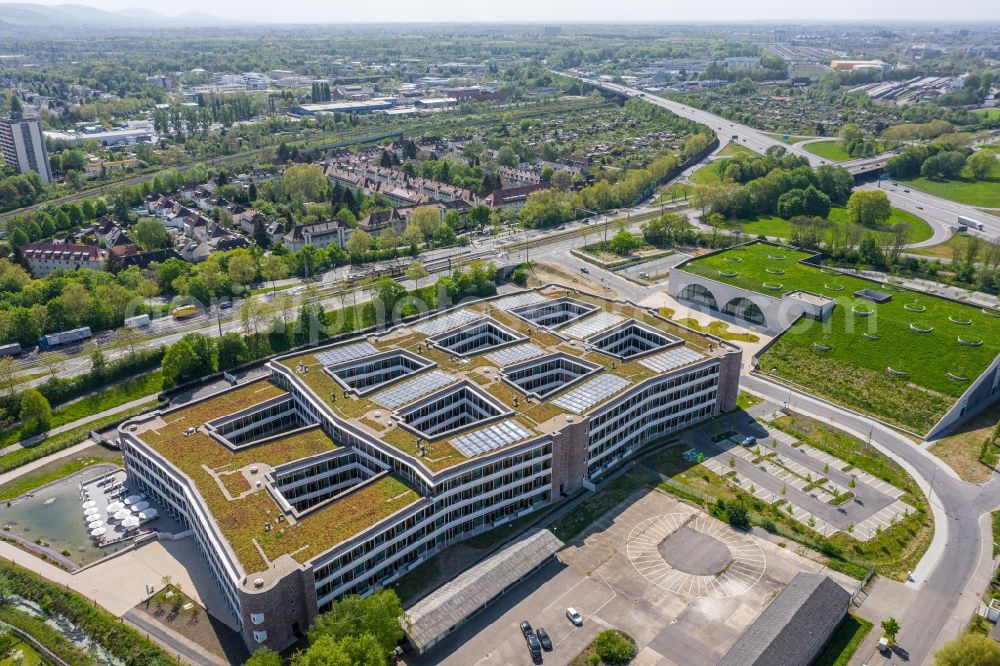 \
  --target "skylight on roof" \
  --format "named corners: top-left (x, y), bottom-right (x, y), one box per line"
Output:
top-left (325, 350), bottom-right (433, 396)
top-left (501, 353), bottom-right (601, 400)
top-left (511, 297), bottom-right (599, 329)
